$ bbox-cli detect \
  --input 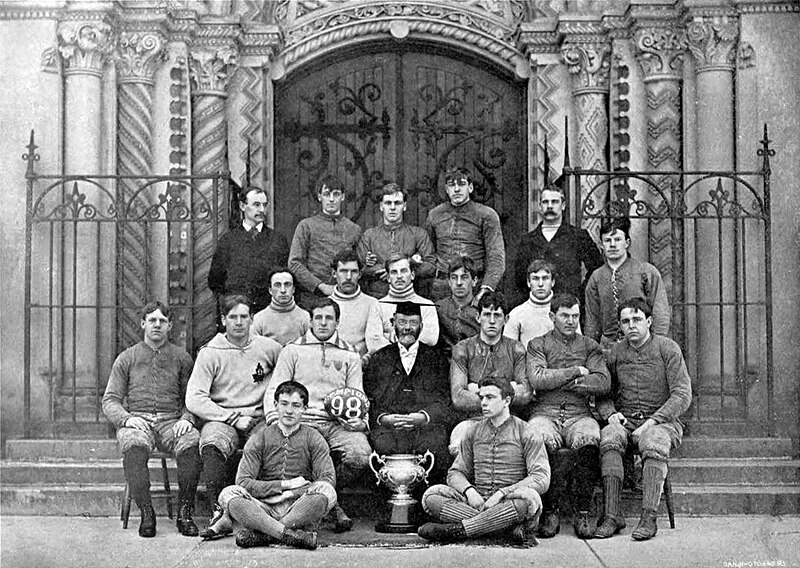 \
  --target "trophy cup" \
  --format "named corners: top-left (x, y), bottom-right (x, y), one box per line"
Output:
top-left (369, 450), bottom-right (435, 533)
